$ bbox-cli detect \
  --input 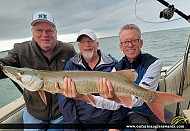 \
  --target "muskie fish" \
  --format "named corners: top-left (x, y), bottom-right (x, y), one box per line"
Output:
top-left (1, 65), bottom-right (185, 123)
